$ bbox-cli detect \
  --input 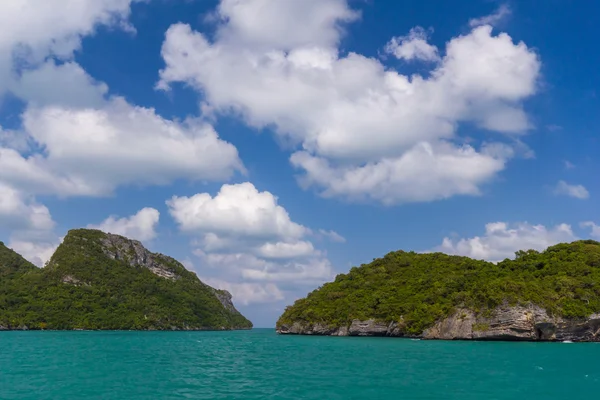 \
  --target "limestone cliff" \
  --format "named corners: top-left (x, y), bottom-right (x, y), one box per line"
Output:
top-left (277, 304), bottom-right (600, 341)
